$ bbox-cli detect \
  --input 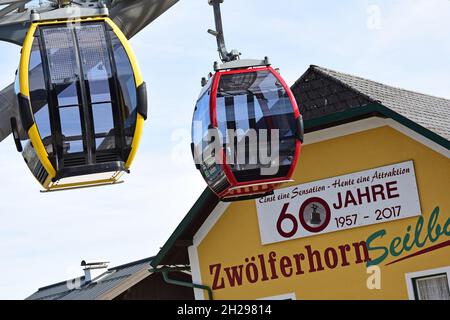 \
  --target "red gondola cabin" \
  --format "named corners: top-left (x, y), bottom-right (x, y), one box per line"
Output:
top-left (192, 59), bottom-right (303, 201)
